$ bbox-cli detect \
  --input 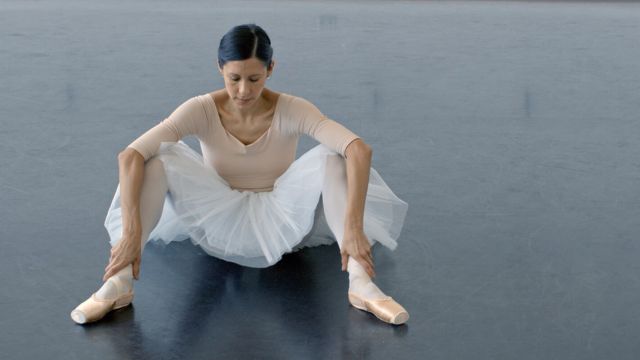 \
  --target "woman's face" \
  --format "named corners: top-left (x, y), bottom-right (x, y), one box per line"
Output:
top-left (218, 57), bottom-right (274, 109)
